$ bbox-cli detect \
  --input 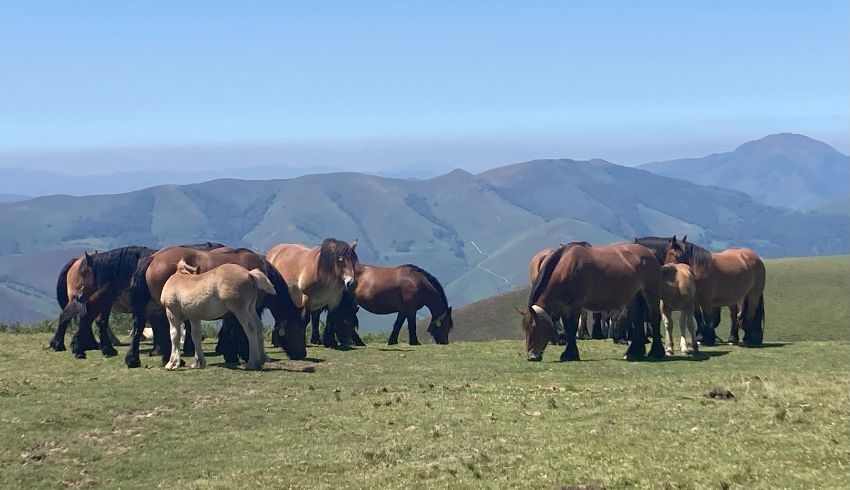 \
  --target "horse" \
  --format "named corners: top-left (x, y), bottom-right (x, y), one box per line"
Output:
top-left (634, 236), bottom-right (726, 345)
top-left (50, 243), bottom-right (225, 359)
top-left (664, 236), bottom-right (766, 346)
top-left (127, 246), bottom-right (306, 368)
top-left (351, 263), bottom-right (454, 345)
top-left (659, 263), bottom-right (698, 355)
top-left (160, 259), bottom-right (275, 370)
top-left (528, 243), bottom-right (606, 342)
top-left (519, 242), bottom-right (664, 362)
top-left (308, 288), bottom-right (365, 347)
top-left (265, 238), bottom-right (359, 349)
